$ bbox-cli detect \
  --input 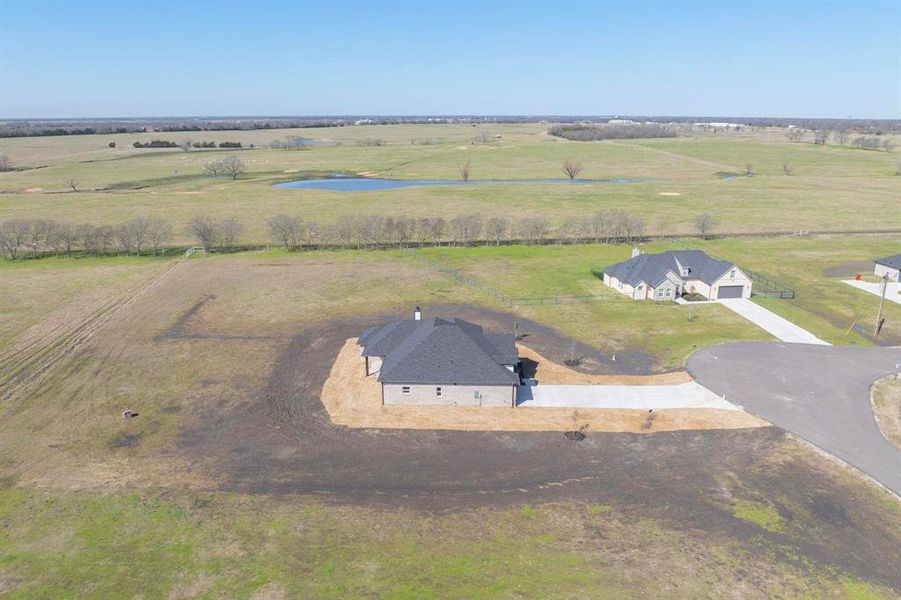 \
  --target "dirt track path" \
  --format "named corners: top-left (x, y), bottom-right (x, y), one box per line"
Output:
top-left (0, 257), bottom-right (186, 403)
